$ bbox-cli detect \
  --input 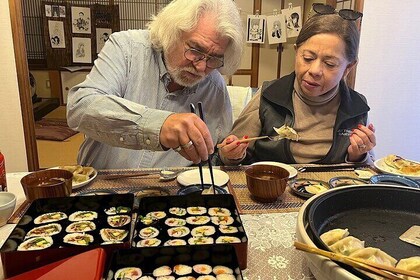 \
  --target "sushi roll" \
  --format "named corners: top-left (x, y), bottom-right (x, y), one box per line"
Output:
top-left (167, 226), bottom-right (190, 238)
top-left (138, 215), bottom-right (158, 226)
top-left (17, 236), bottom-right (53, 251)
top-left (165, 218), bottom-right (187, 227)
top-left (211, 216), bottom-right (234, 226)
top-left (114, 267), bottom-right (142, 280)
top-left (63, 233), bottom-right (94, 246)
top-left (146, 211), bottom-right (166, 220)
top-left (216, 274), bottom-right (235, 280)
top-left (193, 264), bottom-right (212, 275)
top-left (104, 206), bottom-right (131, 215)
top-left (188, 236), bottom-right (214, 245)
top-left (208, 208), bottom-right (231, 217)
top-left (177, 277), bottom-right (196, 280)
top-left (26, 223), bottom-right (62, 238)
top-left (197, 276), bottom-right (216, 280)
top-left (138, 277), bottom-right (154, 280)
top-left (139, 226), bottom-right (159, 239)
top-left (34, 212), bottom-right (67, 224)
top-left (219, 225), bottom-right (238, 234)
top-left (213, 266), bottom-right (233, 275)
top-left (107, 215), bottom-right (131, 227)
top-left (164, 239), bottom-right (187, 246)
top-left (187, 206), bottom-right (207, 215)
top-left (66, 221), bottom-right (96, 233)
top-left (137, 238), bottom-right (161, 247)
top-left (68, 211), bottom-right (98, 222)
top-left (169, 207), bottom-right (187, 216)
top-left (153, 265), bottom-right (172, 277)
top-left (215, 236), bottom-right (241, 244)
top-left (2, 239), bottom-right (18, 252)
top-left (100, 228), bottom-right (128, 242)
top-left (174, 264), bottom-right (192, 276)
top-left (156, 277), bottom-right (175, 280)
top-left (191, 226), bottom-right (216, 237)
top-left (18, 215), bottom-right (32, 226)
top-left (10, 227), bottom-right (26, 241)
top-left (186, 216), bottom-right (210, 225)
